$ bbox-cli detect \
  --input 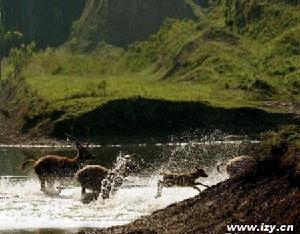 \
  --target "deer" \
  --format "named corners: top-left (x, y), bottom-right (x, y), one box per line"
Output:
top-left (20, 141), bottom-right (96, 195)
top-left (155, 167), bottom-right (209, 198)
top-left (217, 155), bottom-right (257, 178)
top-left (75, 154), bottom-right (137, 203)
